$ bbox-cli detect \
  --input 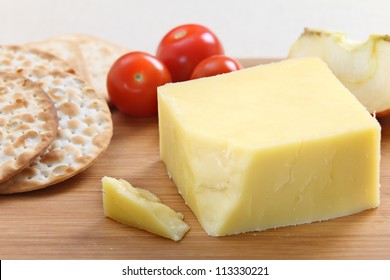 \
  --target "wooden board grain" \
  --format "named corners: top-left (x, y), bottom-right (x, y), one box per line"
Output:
top-left (0, 58), bottom-right (389, 260)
